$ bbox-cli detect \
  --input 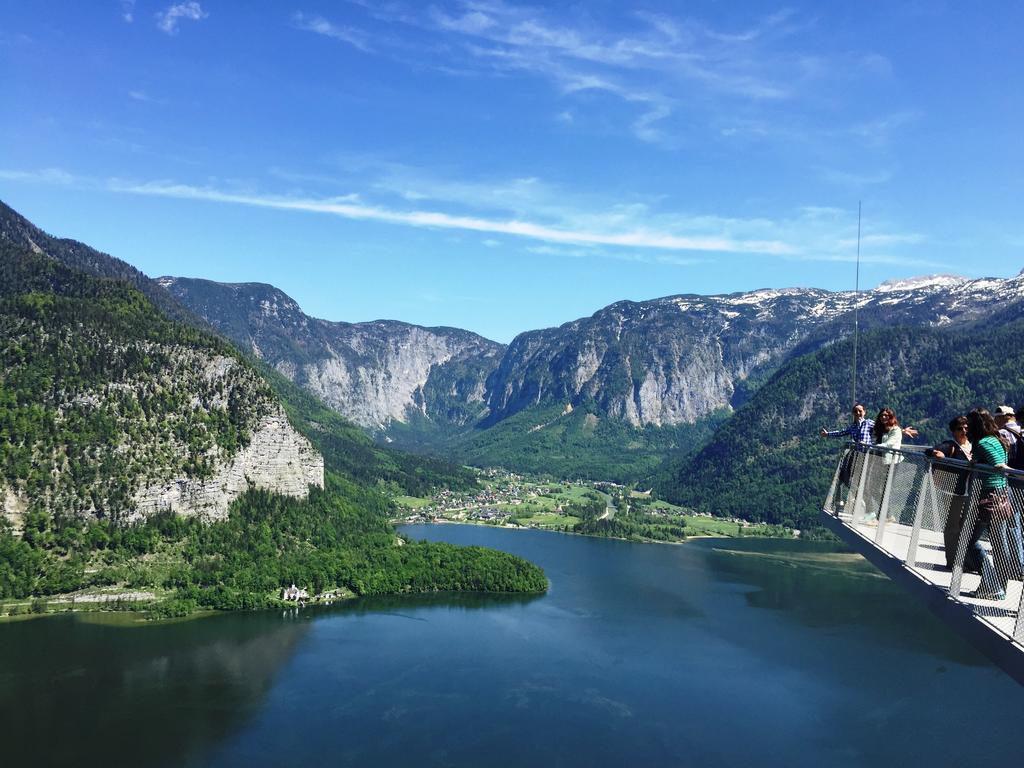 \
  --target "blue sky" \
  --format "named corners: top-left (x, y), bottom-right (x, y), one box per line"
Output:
top-left (2, 1), bottom-right (1022, 342)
